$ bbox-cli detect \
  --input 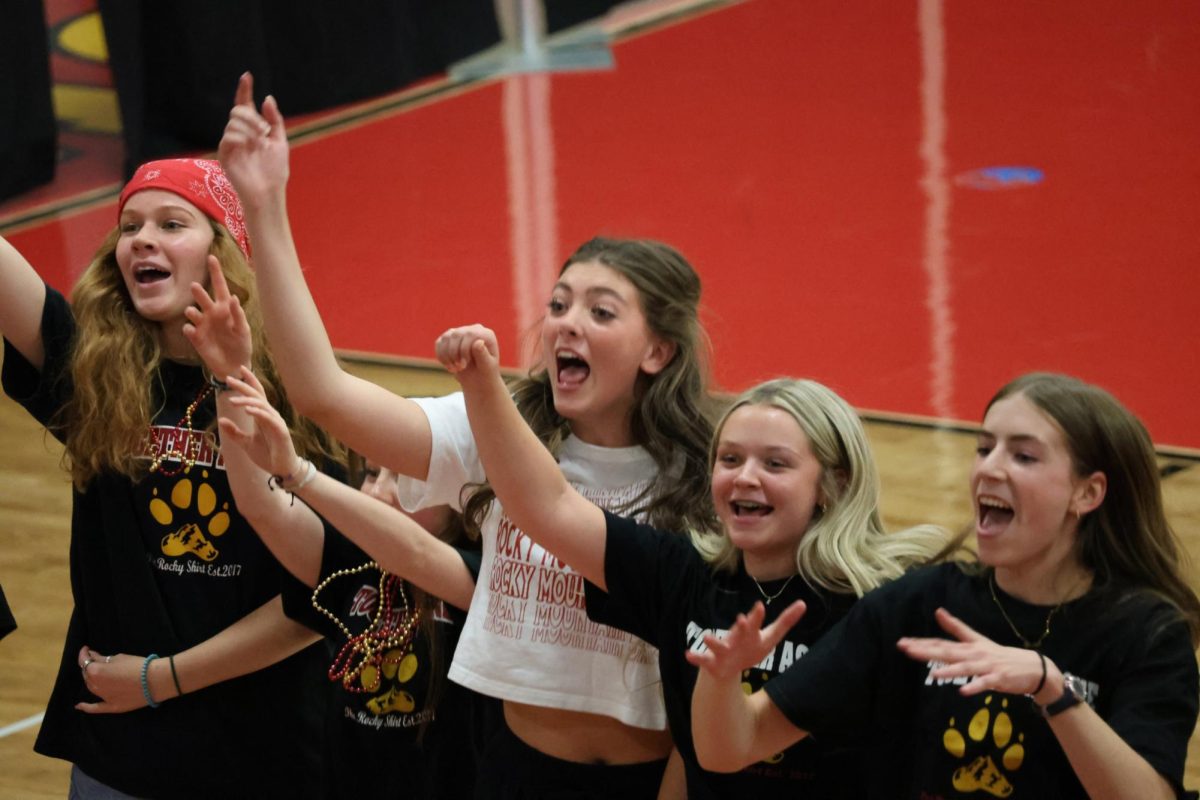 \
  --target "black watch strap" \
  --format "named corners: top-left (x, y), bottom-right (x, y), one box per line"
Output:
top-left (1041, 672), bottom-right (1084, 717)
